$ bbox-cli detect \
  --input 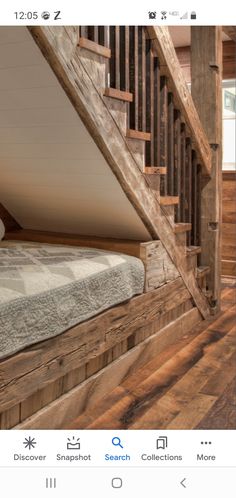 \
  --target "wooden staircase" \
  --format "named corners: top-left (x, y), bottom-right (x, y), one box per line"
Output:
top-left (28, 25), bottom-right (213, 317)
